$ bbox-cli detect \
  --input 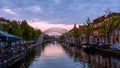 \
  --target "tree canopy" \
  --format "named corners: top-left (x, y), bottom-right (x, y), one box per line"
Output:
top-left (0, 19), bottom-right (41, 41)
